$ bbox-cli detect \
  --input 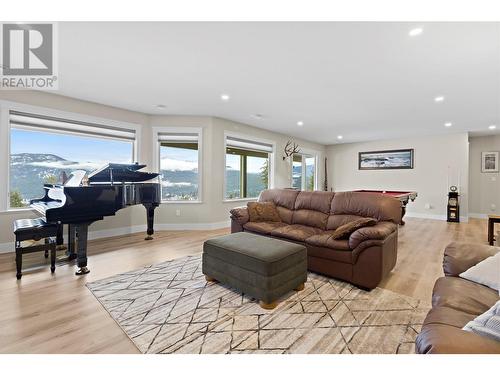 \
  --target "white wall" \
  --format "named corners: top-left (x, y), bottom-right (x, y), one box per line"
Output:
top-left (326, 133), bottom-right (470, 221)
top-left (469, 135), bottom-right (500, 217)
top-left (0, 91), bottom-right (326, 251)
